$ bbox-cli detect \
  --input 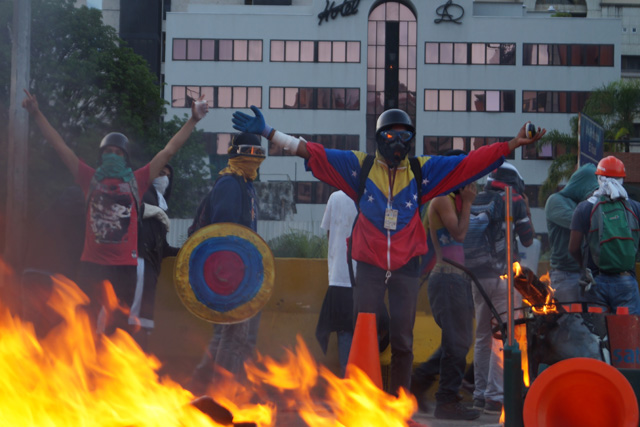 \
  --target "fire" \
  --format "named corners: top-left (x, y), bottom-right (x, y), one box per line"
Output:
top-left (0, 270), bottom-right (417, 426)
